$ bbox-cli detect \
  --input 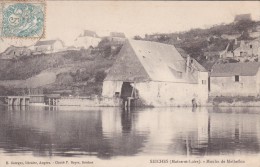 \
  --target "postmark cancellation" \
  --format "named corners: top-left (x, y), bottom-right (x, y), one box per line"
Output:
top-left (0, 1), bottom-right (45, 38)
